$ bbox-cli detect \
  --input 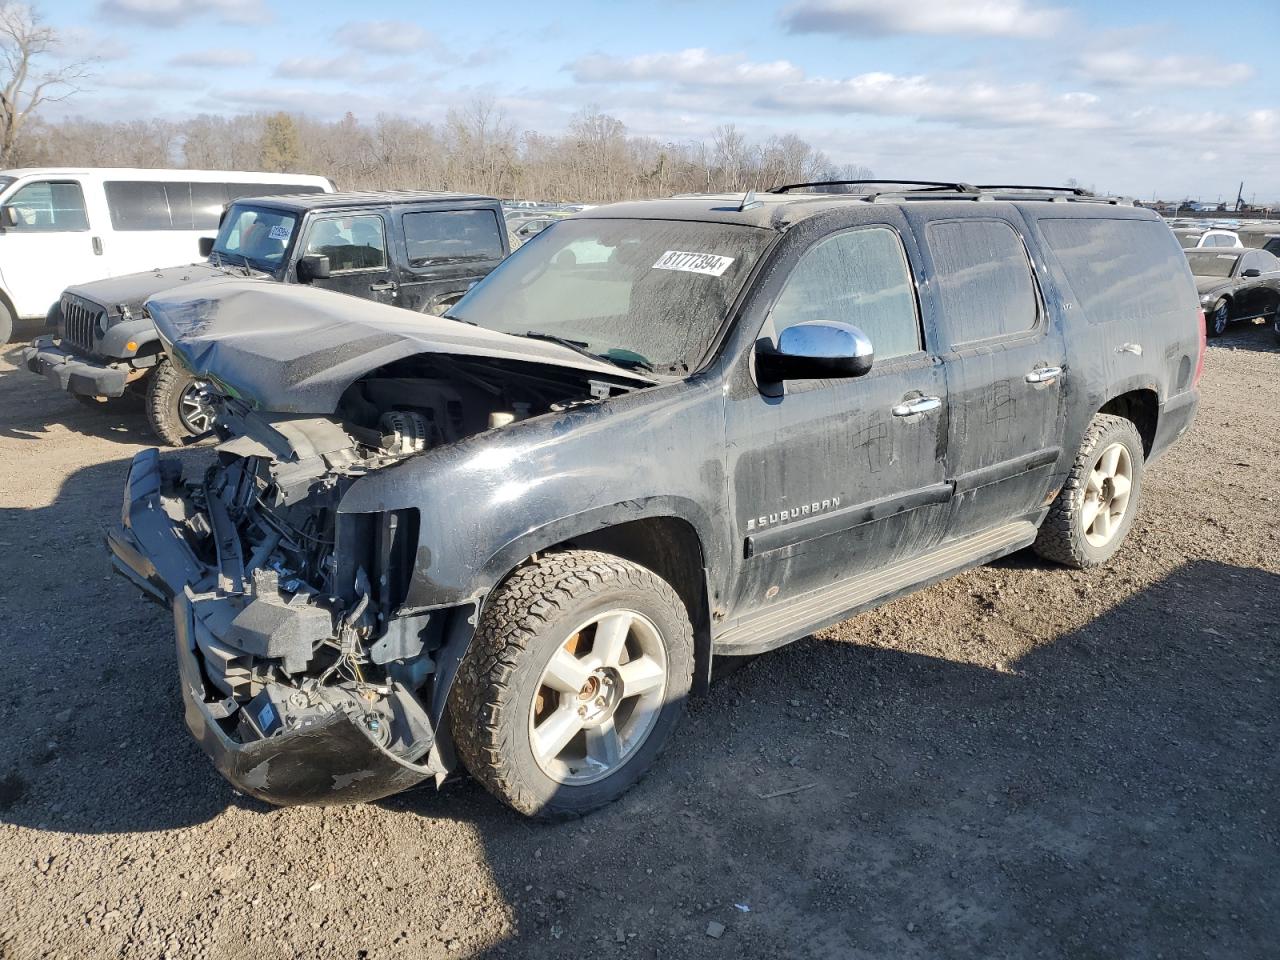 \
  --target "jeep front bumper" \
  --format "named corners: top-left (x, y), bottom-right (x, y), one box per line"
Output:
top-left (108, 449), bottom-right (443, 806)
top-left (21, 336), bottom-right (131, 398)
